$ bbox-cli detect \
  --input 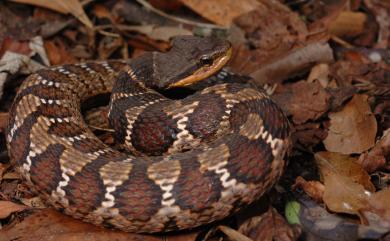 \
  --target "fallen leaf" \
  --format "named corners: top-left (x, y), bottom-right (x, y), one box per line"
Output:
top-left (323, 94), bottom-right (377, 154)
top-left (315, 152), bottom-right (376, 192)
top-left (9, 0), bottom-right (93, 28)
top-left (20, 196), bottom-right (46, 208)
top-left (307, 63), bottom-right (330, 88)
top-left (272, 81), bottom-right (331, 124)
top-left (318, 172), bottom-right (366, 216)
top-left (292, 122), bottom-right (328, 148)
top-left (0, 201), bottom-right (28, 219)
top-left (178, 0), bottom-right (259, 26)
top-left (293, 176), bottom-right (325, 202)
top-left (362, 188), bottom-right (390, 229)
top-left (0, 163), bottom-right (11, 183)
top-left (0, 209), bottom-right (162, 241)
top-left (358, 128), bottom-right (390, 172)
top-left (1, 172), bottom-right (20, 180)
top-left (237, 207), bottom-right (301, 241)
top-left (112, 25), bottom-right (193, 42)
top-left (0, 112), bottom-right (9, 133)
top-left (364, 0), bottom-right (390, 48)
top-left (0, 51), bottom-right (44, 99)
top-left (314, 152), bottom-right (374, 216)
top-left (44, 38), bottom-right (77, 65)
top-left (328, 11), bottom-right (367, 37)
